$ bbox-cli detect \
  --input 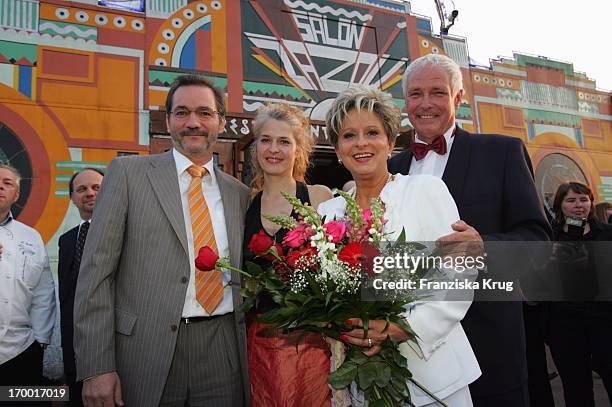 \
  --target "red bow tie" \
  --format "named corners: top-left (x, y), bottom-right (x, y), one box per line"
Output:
top-left (412, 136), bottom-right (447, 161)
